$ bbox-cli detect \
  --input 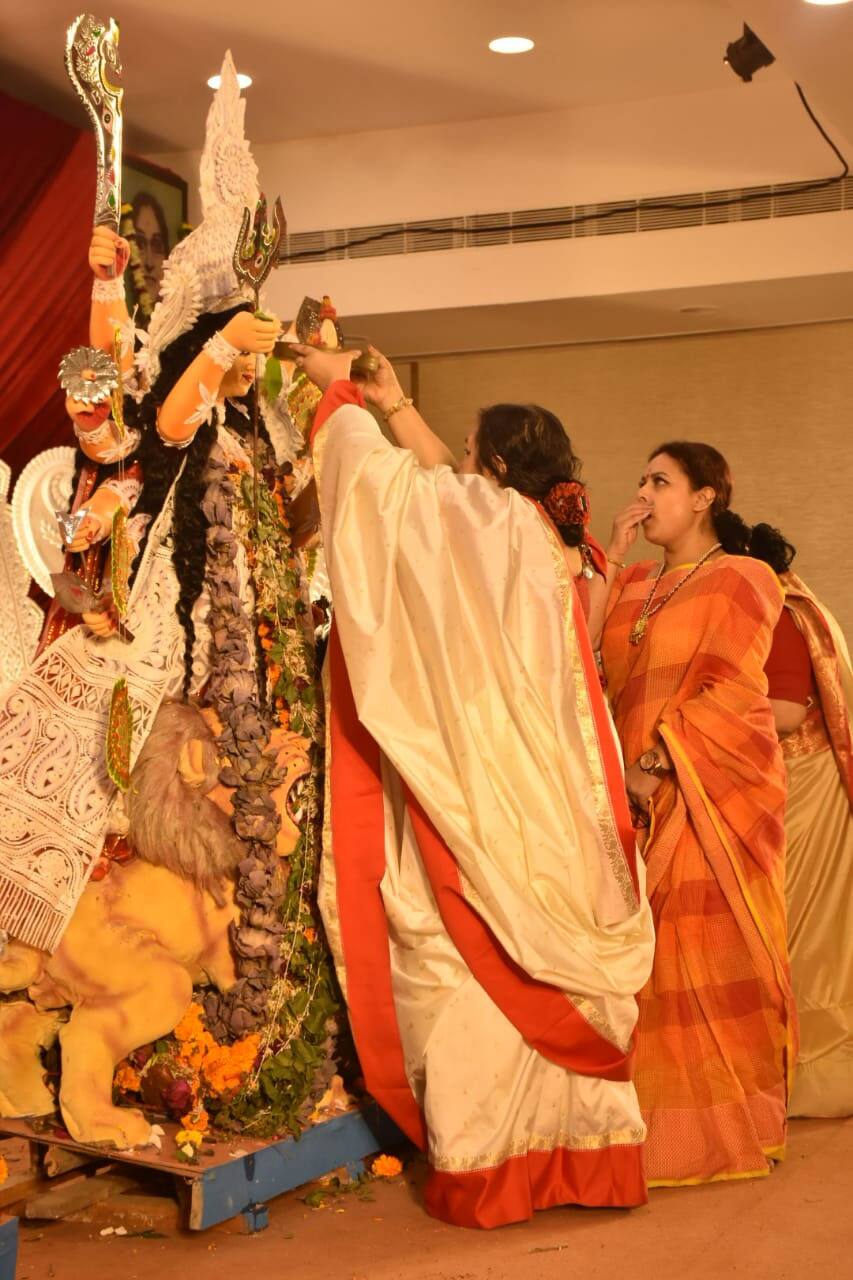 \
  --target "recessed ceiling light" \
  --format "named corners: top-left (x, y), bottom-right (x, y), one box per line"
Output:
top-left (803, 1), bottom-right (853, 6)
top-left (489, 36), bottom-right (535, 54)
top-left (207, 72), bottom-right (252, 90)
